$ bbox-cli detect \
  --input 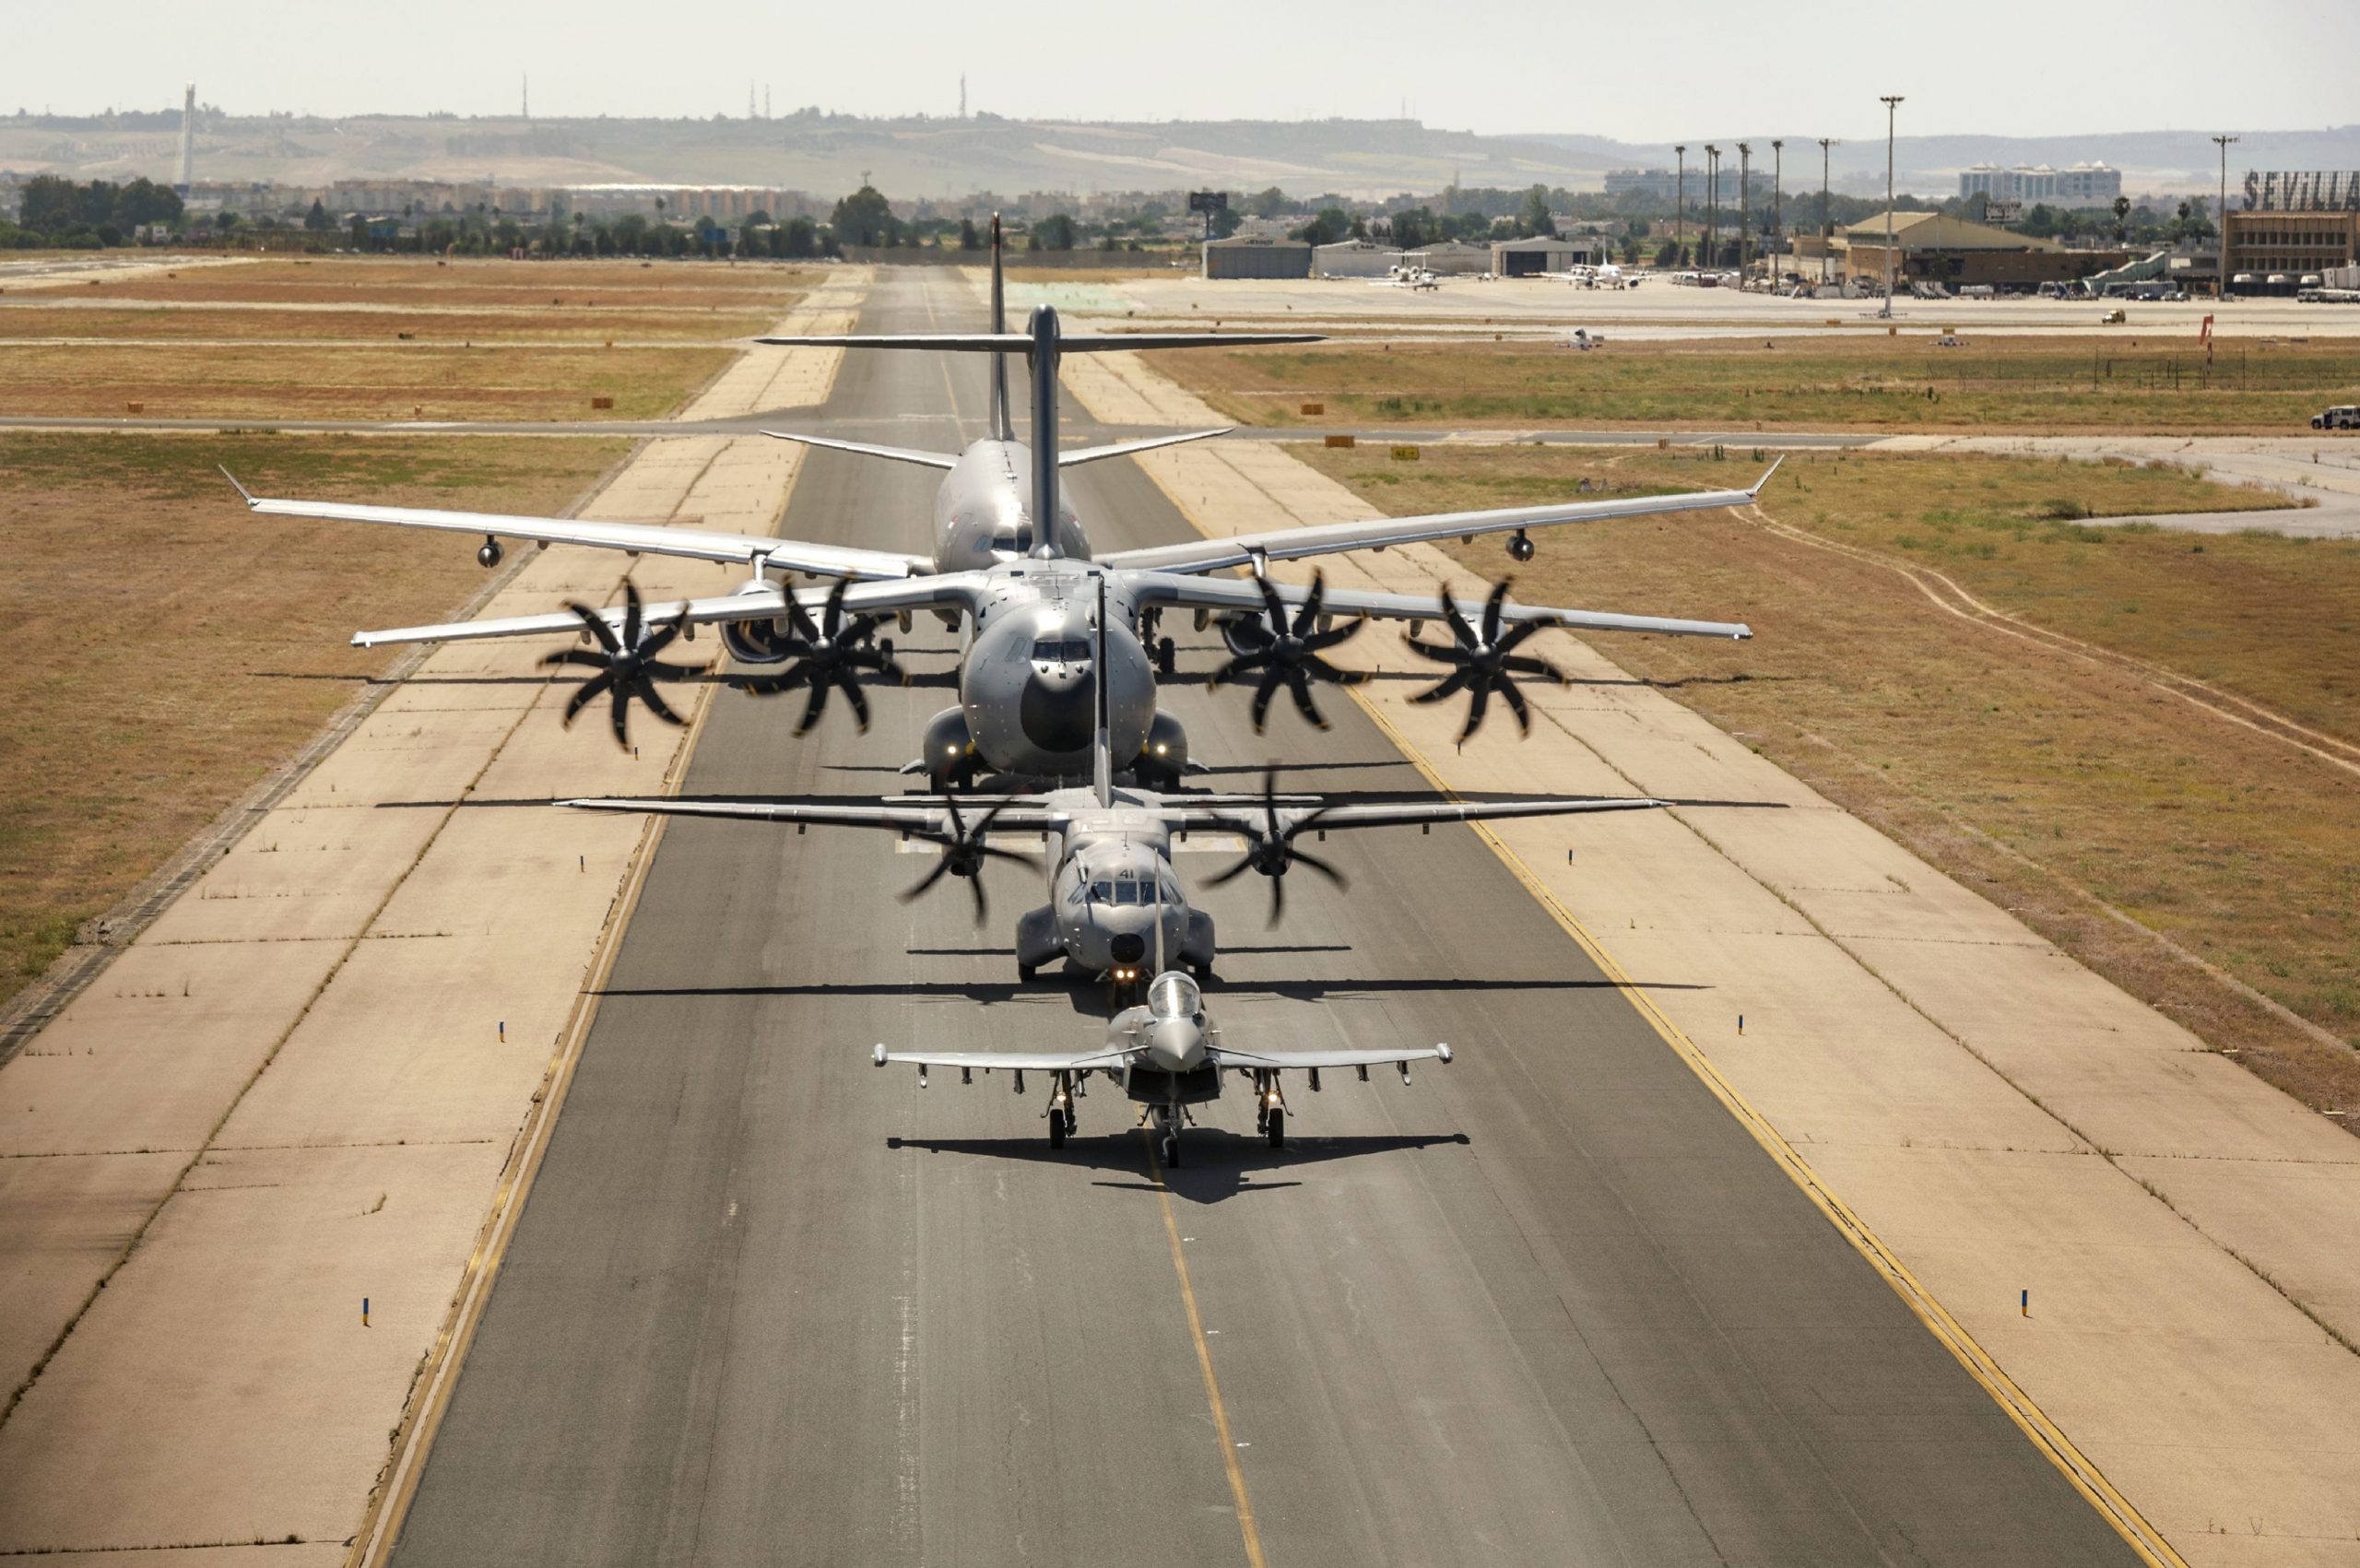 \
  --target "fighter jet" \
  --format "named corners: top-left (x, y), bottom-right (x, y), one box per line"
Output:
top-left (562, 583), bottom-right (1670, 1000)
top-left (872, 966), bottom-right (1452, 1167)
top-left (227, 224), bottom-right (1768, 784)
